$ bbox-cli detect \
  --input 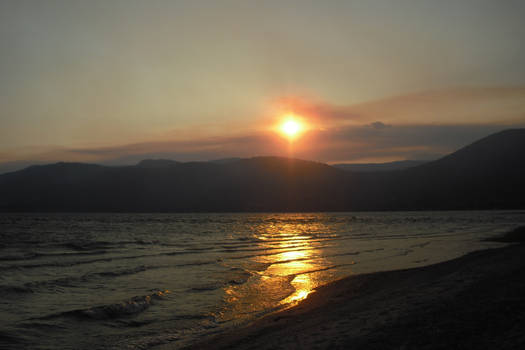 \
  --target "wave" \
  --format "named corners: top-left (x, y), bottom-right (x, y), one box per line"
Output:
top-left (0, 252), bottom-right (41, 261)
top-left (171, 313), bottom-right (216, 321)
top-left (0, 329), bottom-right (27, 347)
top-left (217, 243), bottom-right (309, 254)
top-left (225, 247), bottom-right (316, 261)
top-left (227, 270), bottom-right (252, 285)
top-left (0, 249), bottom-right (198, 271)
top-left (327, 251), bottom-right (361, 258)
top-left (410, 241), bottom-right (431, 248)
top-left (363, 248), bottom-right (385, 253)
top-left (0, 249), bottom-right (109, 265)
top-left (94, 265), bottom-right (148, 278)
top-left (61, 241), bottom-right (115, 251)
top-left (396, 249), bottom-right (414, 256)
top-left (0, 256), bottom-right (116, 271)
top-left (190, 283), bottom-right (224, 292)
top-left (42, 290), bottom-right (170, 320)
top-left (58, 239), bottom-right (168, 251)
top-left (286, 262), bottom-right (357, 278)
top-left (58, 265), bottom-right (149, 285)
top-left (41, 250), bottom-right (108, 257)
top-left (176, 260), bottom-right (216, 267)
top-left (4, 265), bottom-right (151, 294)
top-left (189, 268), bottom-right (252, 292)
top-left (0, 284), bottom-right (34, 295)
